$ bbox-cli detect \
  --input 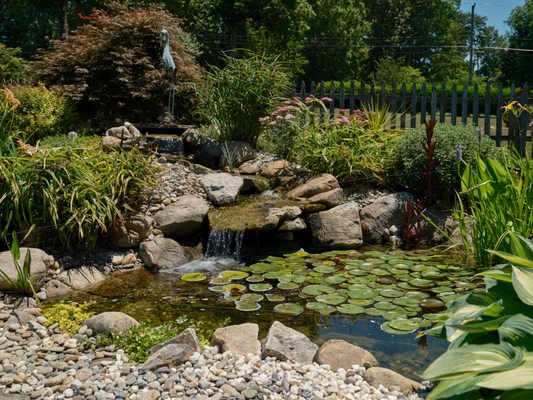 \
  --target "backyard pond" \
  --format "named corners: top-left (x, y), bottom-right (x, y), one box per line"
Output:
top-left (54, 247), bottom-right (482, 380)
